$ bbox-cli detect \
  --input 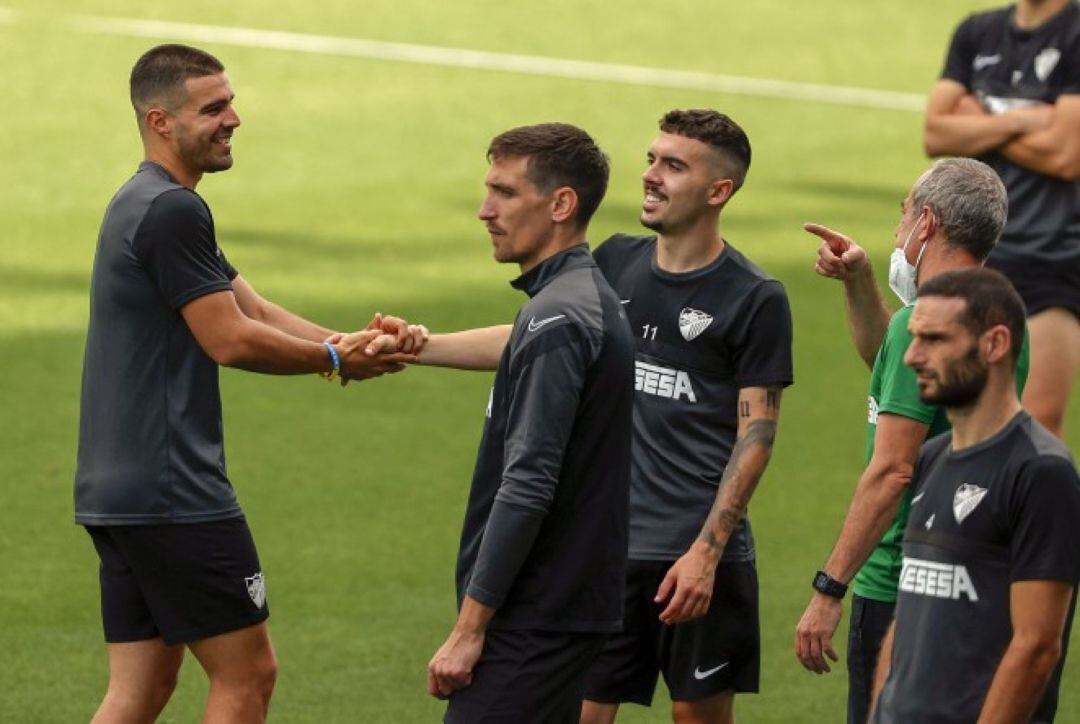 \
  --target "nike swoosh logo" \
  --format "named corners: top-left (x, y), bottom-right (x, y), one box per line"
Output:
top-left (911, 492), bottom-right (925, 505)
top-left (693, 662), bottom-right (729, 680)
top-left (620, 299), bottom-right (631, 305)
top-left (527, 314), bottom-right (565, 332)
top-left (974, 54), bottom-right (1001, 70)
